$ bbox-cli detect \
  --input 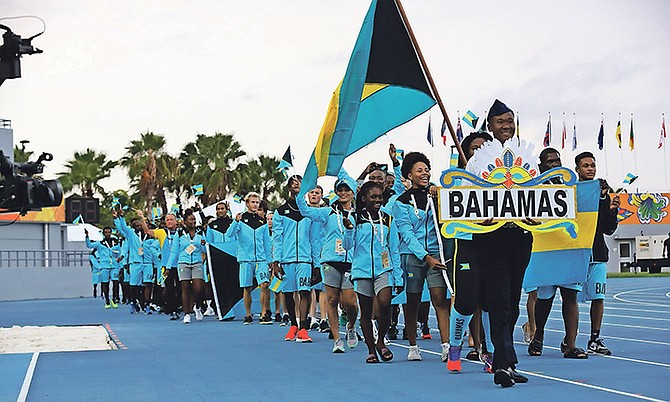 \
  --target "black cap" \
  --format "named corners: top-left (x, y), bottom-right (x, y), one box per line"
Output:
top-left (487, 99), bottom-right (513, 120)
